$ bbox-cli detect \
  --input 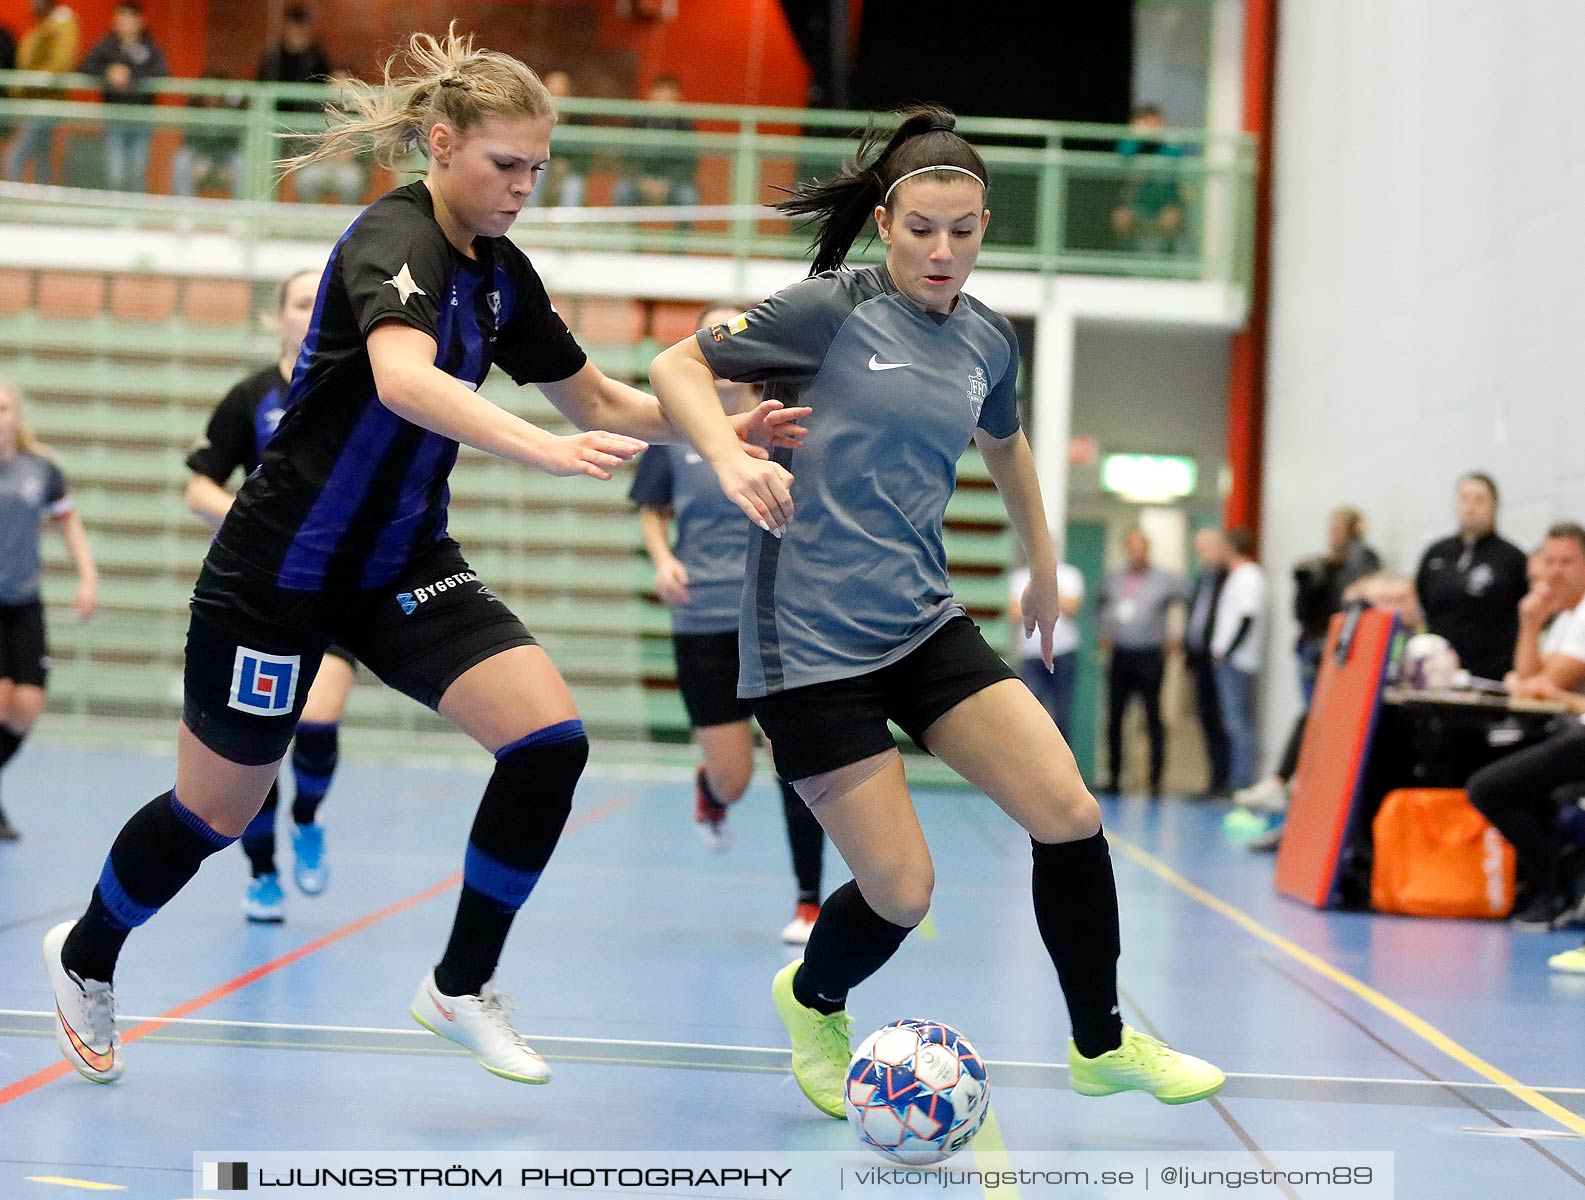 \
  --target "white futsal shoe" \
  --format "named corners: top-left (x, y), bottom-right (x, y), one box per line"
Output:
top-left (410, 970), bottom-right (551, 1084)
top-left (43, 920), bottom-right (124, 1083)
